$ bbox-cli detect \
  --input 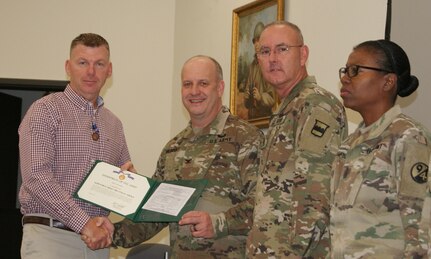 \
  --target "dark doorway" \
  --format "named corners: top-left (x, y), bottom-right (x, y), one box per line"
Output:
top-left (0, 78), bottom-right (67, 258)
